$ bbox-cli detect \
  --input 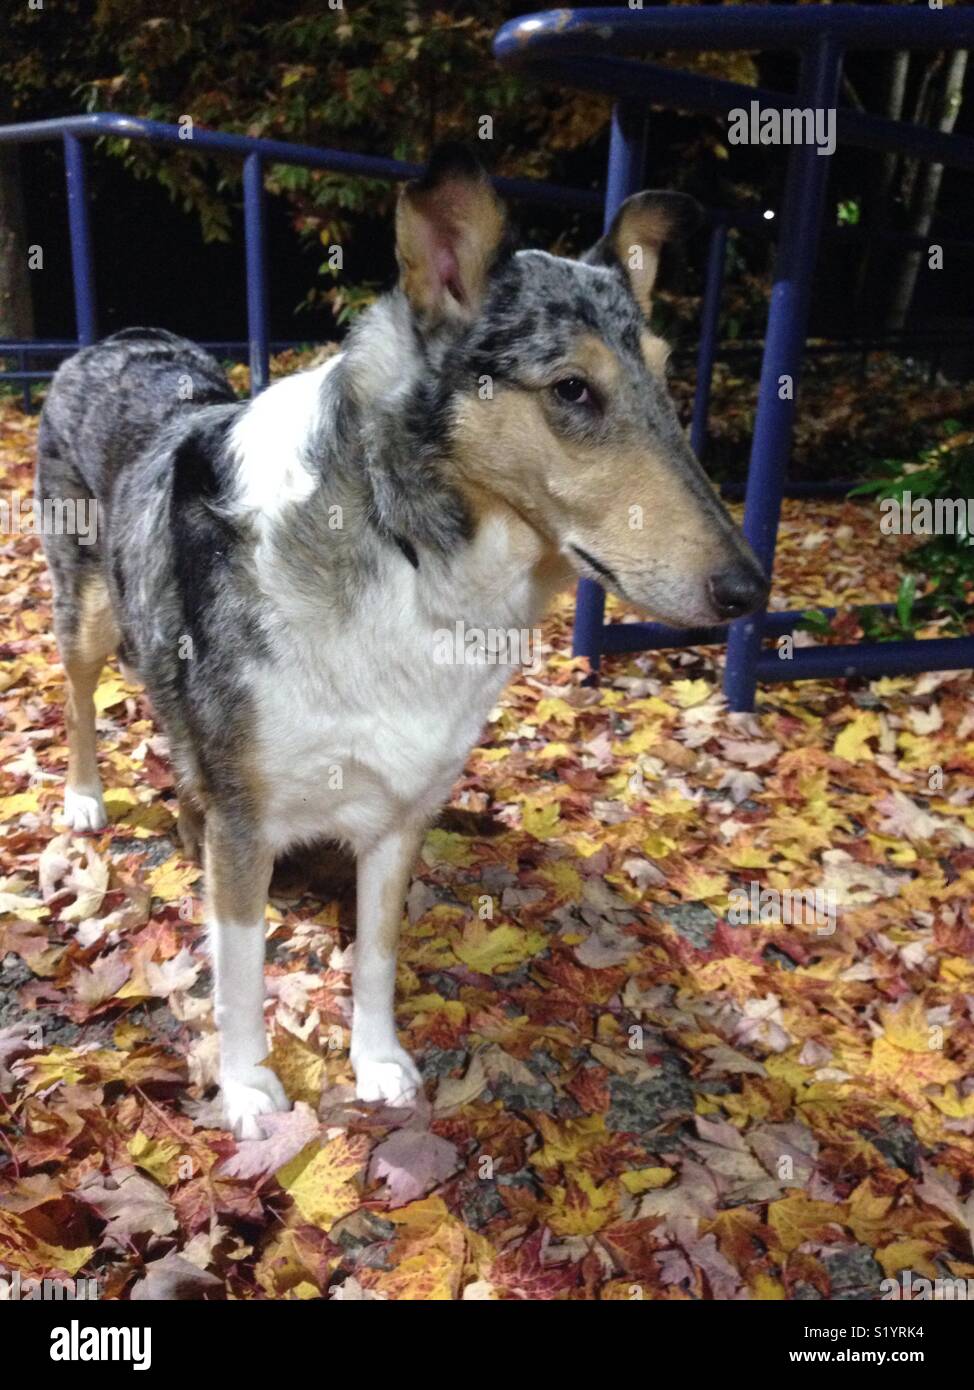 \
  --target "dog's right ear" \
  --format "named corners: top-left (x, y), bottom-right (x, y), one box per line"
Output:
top-left (396, 144), bottom-right (508, 328)
top-left (583, 191), bottom-right (701, 318)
